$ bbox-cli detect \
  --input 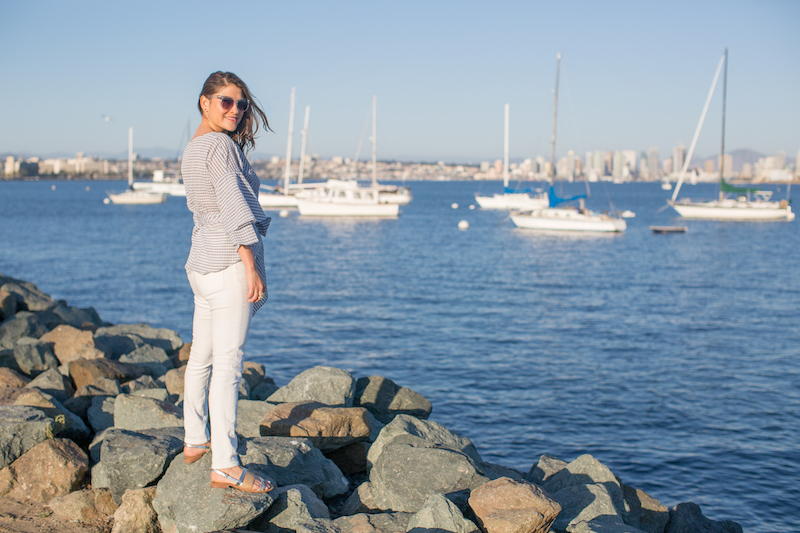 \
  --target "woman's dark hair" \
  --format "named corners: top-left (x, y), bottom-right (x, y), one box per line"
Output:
top-left (198, 71), bottom-right (270, 154)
